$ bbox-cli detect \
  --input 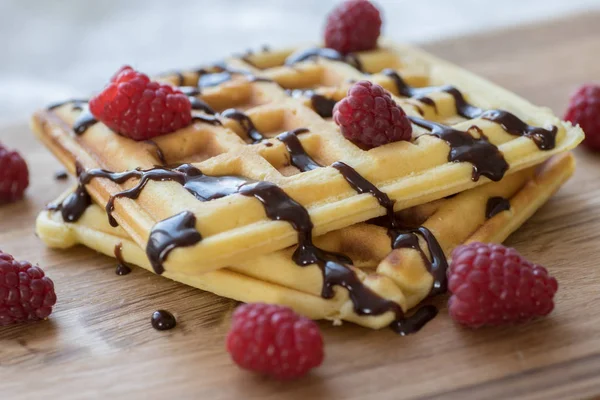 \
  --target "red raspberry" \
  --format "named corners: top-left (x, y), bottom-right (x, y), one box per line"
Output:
top-left (333, 80), bottom-right (412, 148)
top-left (0, 143), bottom-right (29, 203)
top-left (226, 303), bottom-right (324, 380)
top-left (564, 84), bottom-right (600, 151)
top-left (324, 0), bottom-right (382, 54)
top-left (448, 242), bottom-right (558, 328)
top-left (89, 66), bottom-right (192, 141)
top-left (0, 250), bottom-right (57, 325)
